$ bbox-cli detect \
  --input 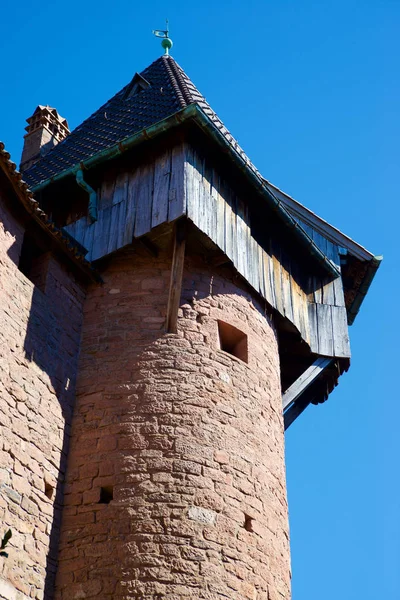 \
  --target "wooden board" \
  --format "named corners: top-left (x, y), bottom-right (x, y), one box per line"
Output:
top-left (152, 151), bottom-right (171, 228)
top-left (166, 220), bottom-right (186, 333)
top-left (112, 171), bottom-right (128, 206)
top-left (331, 305), bottom-right (351, 357)
top-left (134, 163), bottom-right (153, 238)
top-left (122, 170), bottom-right (139, 246)
top-left (63, 142), bottom-right (351, 361)
top-left (92, 205), bottom-right (112, 261)
top-left (282, 356), bottom-right (334, 410)
top-left (168, 144), bottom-right (186, 221)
